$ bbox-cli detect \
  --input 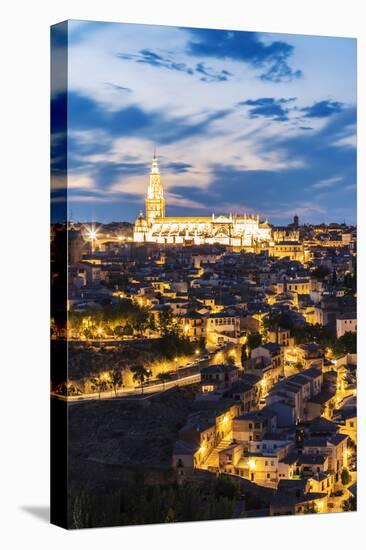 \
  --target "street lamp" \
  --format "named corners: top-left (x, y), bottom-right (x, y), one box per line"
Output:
top-left (317, 501), bottom-right (324, 512)
top-left (86, 225), bottom-right (99, 253)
